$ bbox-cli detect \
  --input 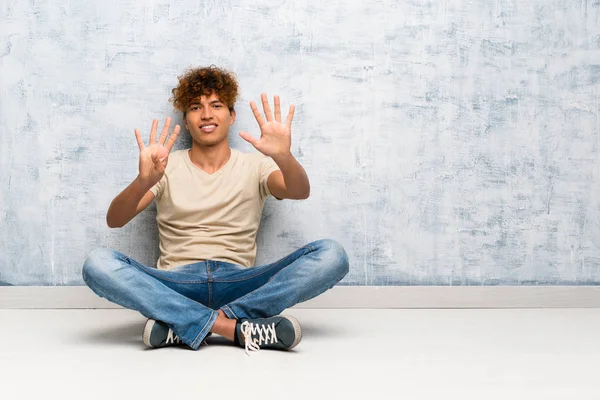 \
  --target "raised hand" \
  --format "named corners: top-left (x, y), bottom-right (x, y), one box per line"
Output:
top-left (134, 117), bottom-right (180, 188)
top-left (239, 93), bottom-right (295, 158)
